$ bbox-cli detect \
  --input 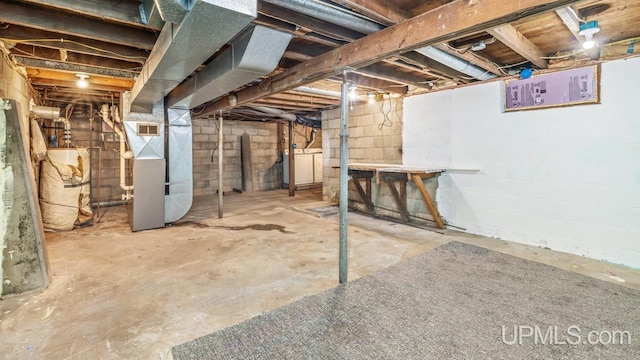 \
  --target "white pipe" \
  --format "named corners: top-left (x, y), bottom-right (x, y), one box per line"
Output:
top-left (101, 104), bottom-right (133, 193)
top-left (415, 46), bottom-right (496, 81)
